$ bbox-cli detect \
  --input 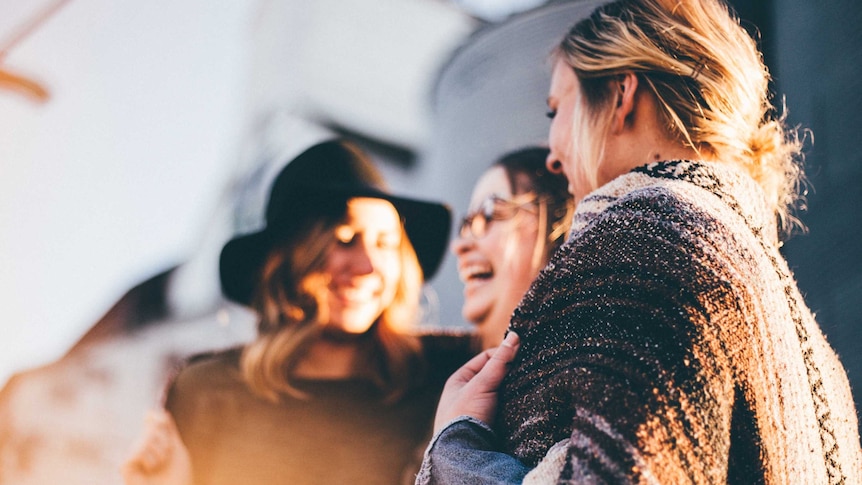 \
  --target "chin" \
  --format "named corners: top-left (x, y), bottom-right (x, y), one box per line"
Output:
top-left (339, 319), bottom-right (377, 334)
top-left (463, 309), bottom-right (490, 330)
top-left (329, 312), bottom-right (378, 335)
top-left (343, 325), bottom-right (374, 335)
